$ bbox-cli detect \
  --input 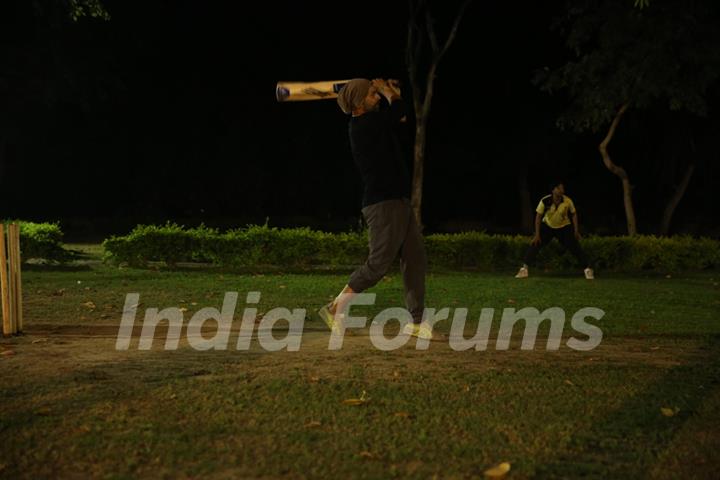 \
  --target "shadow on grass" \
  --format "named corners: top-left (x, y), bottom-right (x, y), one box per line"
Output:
top-left (115, 263), bottom-right (358, 276)
top-left (22, 263), bottom-right (93, 272)
top-left (0, 335), bottom-right (277, 425)
top-left (0, 343), bottom-right (269, 471)
top-left (534, 334), bottom-right (720, 478)
top-left (58, 252), bottom-right (717, 278)
top-left (2, 333), bottom-right (719, 478)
